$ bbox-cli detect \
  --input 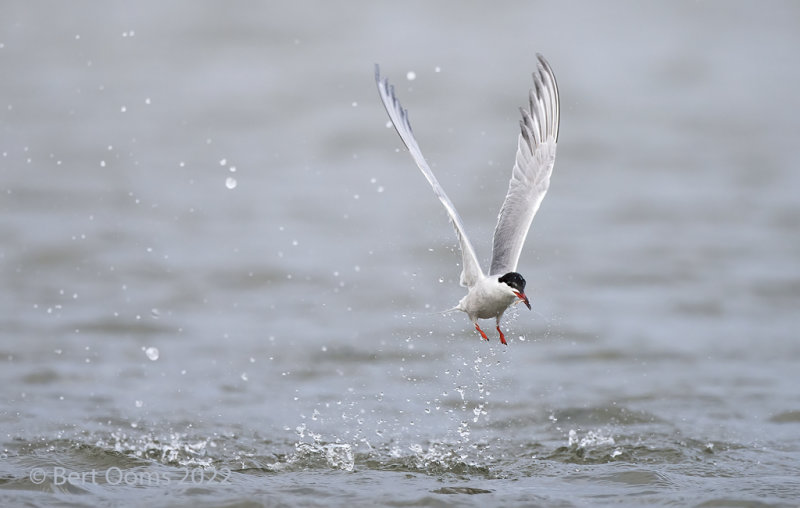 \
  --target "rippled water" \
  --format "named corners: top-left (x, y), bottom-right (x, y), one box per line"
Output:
top-left (2, 2), bottom-right (799, 506)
